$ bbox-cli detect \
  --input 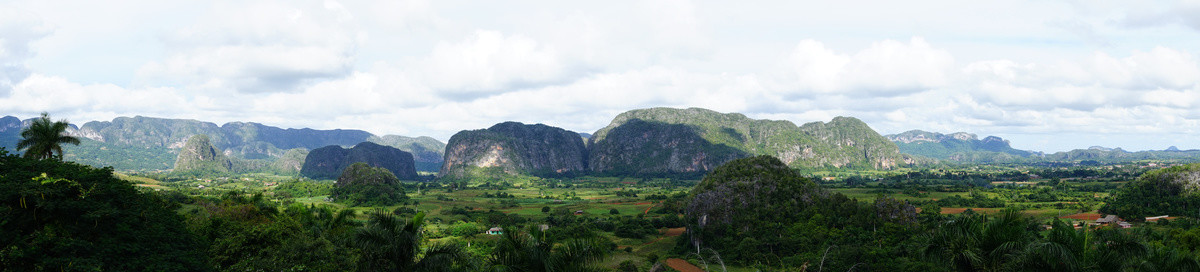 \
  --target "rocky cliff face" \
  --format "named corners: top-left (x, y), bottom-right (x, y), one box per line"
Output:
top-left (588, 107), bottom-right (906, 175)
top-left (269, 148), bottom-right (309, 175)
top-left (368, 135), bottom-right (445, 172)
top-left (300, 142), bottom-right (418, 180)
top-left (172, 134), bottom-right (232, 175)
top-left (440, 122), bottom-right (587, 179)
top-left (884, 130), bottom-right (1036, 162)
top-left (589, 119), bottom-right (747, 176)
